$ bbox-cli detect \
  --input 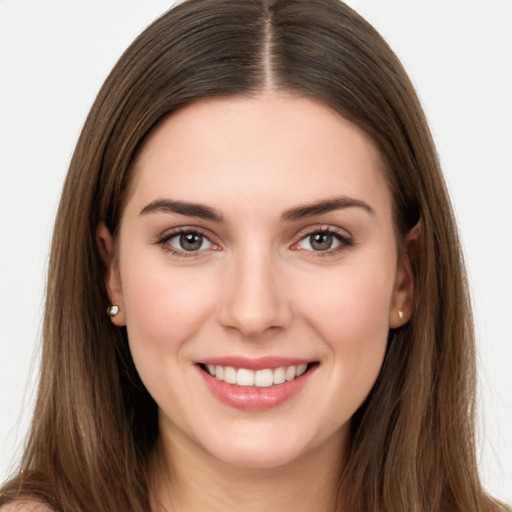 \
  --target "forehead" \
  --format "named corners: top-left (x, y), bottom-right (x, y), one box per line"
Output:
top-left (126, 93), bottom-right (391, 219)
